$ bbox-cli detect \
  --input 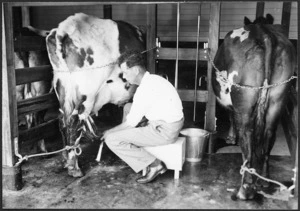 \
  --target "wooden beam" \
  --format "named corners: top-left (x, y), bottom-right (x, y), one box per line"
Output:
top-left (21, 7), bottom-right (30, 27)
top-left (4, 3), bottom-right (19, 156)
top-left (256, 2), bottom-right (265, 18)
top-left (205, 2), bottom-right (220, 154)
top-left (294, 136), bottom-right (298, 198)
top-left (14, 36), bottom-right (46, 51)
top-left (15, 65), bottom-right (53, 85)
top-left (10, 2), bottom-right (161, 7)
top-left (177, 89), bottom-right (208, 102)
top-left (2, 4), bottom-right (14, 168)
top-left (146, 4), bottom-right (157, 74)
top-left (3, 3), bottom-right (23, 191)
top-left (19, 118), bottom-right (60, 144)
top-left (281, 2), bottom-right (292, 37)
top-left (17, 93), bottom-right (59, 116)
top-left (158, 47), bottom-right (207, 61)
